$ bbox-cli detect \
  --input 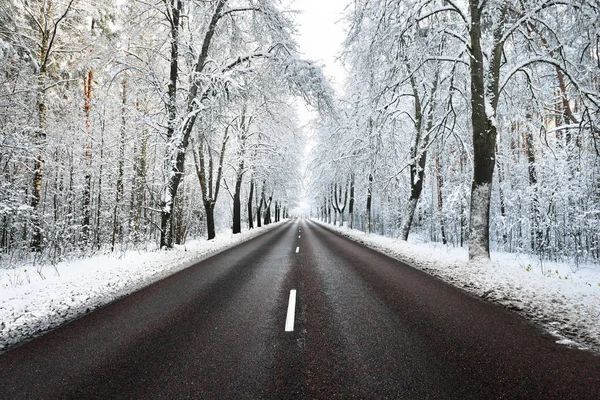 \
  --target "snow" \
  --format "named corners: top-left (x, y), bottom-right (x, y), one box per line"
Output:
top-left (3, 217), bottom-right (598, 355)
top-left (313, 219), bottom-right (600, 353)
top-left (468, 182), bottom-right (491, 261)
top-left (0, 222), bottom-right (286, 352)
top-left (484, 97), bottom-right (497, 129)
